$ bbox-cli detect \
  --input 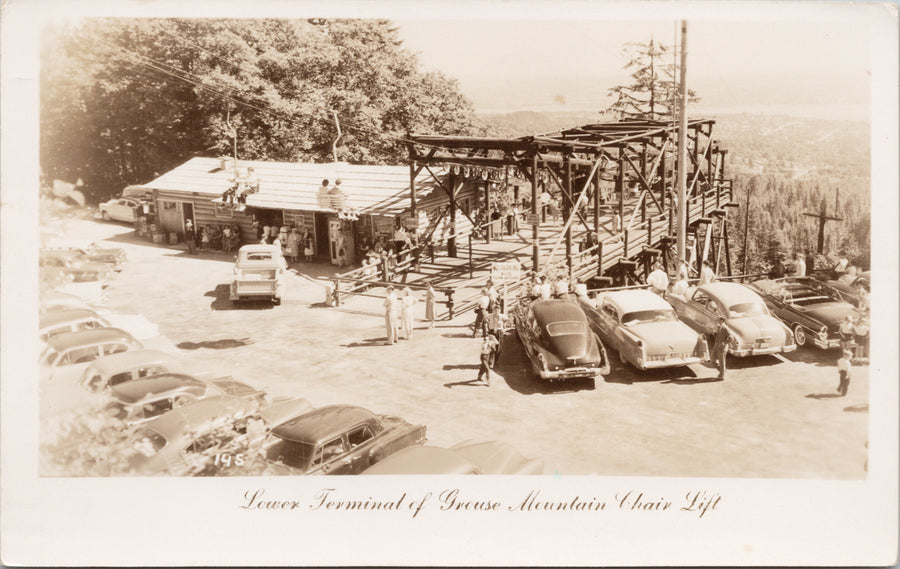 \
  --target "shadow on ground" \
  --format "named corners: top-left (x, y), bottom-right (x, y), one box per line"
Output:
top-left (805, 392), bottom-right (843, 399)
top-left (782, 346), bottom-right (843, 367)
top-left (344, 337), bottom-right (390, 348)
top-left (843, 404), bottom-right (868, 413)
top-left (177, 337), bottom-right (255, 350)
